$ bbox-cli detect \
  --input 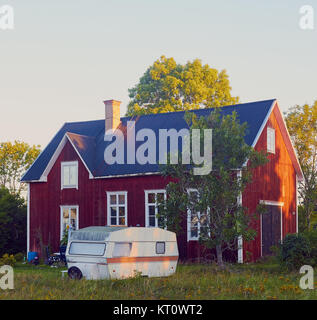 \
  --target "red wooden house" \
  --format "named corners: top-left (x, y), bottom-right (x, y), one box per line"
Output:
top-left (21, 99), bottom-right (303, 262)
